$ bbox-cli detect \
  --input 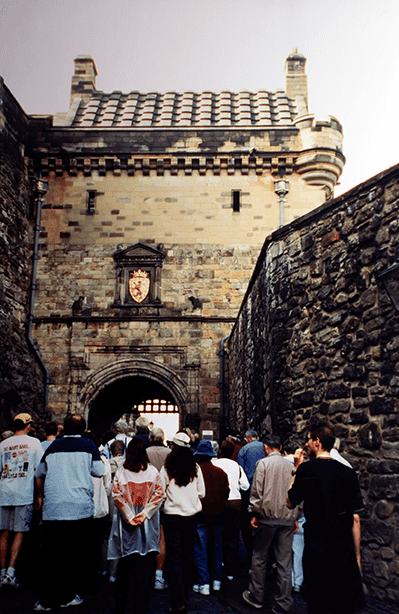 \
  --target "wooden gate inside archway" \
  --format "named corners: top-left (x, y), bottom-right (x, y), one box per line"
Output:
top-left (88, 375), bottom-right (180, 443)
